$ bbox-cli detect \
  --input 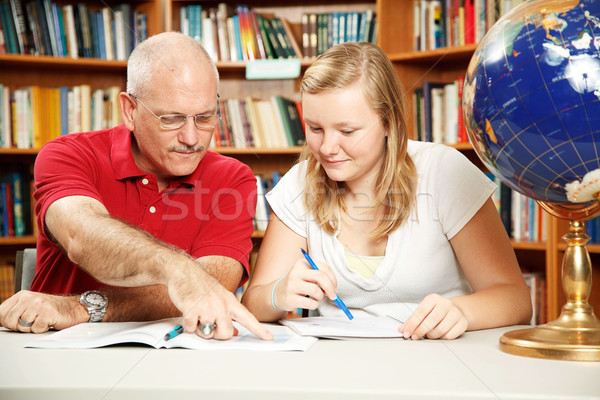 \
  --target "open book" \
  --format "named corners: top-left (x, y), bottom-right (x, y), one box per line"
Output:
top-left (279, 316), bottom-right (405, 339)
top-left (25, 318), bottom-right (317, 351)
